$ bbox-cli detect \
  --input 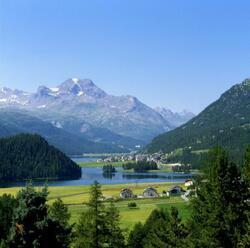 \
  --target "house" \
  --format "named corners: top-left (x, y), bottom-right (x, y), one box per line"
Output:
top-left (168, 186), bottom-right (185, 195)
top-left (143, 187), bottom-right (159, 198)
top-left (184, 179), bottom-right (193, 187)
top-left (120, 188), bottom-right (134, 199)
top-left (135, 155), bottom-right (147, 162)
top-left (104, 157), bottom-right (113, 162)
